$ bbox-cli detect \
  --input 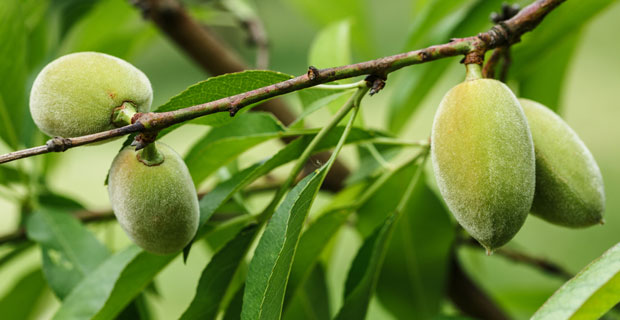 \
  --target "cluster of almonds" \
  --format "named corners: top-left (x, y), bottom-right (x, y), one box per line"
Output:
top-left (30, 52), bottom-right (199, 255)
top-left (431, 64), bottom-right (605, 253)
